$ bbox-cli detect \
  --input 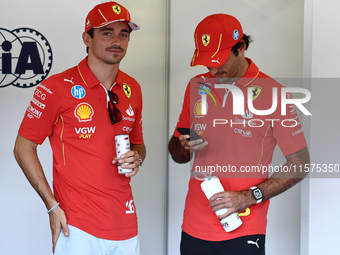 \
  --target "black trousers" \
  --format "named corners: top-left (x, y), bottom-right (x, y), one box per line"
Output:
top-left (180, 231), bottom-right (265, 255)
